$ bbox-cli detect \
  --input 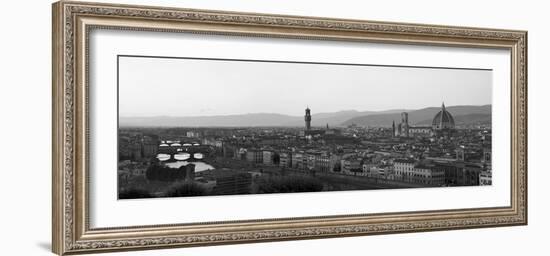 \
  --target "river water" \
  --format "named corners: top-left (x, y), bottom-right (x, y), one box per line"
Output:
top-left (164, 161), bottom-right (214, 172)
